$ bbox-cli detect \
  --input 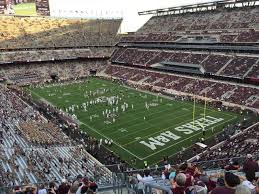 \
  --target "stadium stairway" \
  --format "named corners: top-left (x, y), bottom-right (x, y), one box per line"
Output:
top-left (199, 83), bottom-right (217, 95)
top-left (138, 76), bottom-right (151, 84)
top-left (220, 90), bottom-right (235, 100)
top-left (243, 60), bottom-right (259, 78)
top-left (216, 58), bottom-right (234, 75)
top-left (9, 123), bottom-right (29, 148)
top-left (152, 77), bottom-right (164, 85)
